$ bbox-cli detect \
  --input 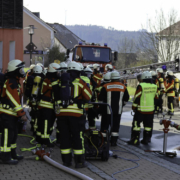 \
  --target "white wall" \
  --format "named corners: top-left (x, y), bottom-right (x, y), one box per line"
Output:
top-left (54, 38), bottom-right (66, 53)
